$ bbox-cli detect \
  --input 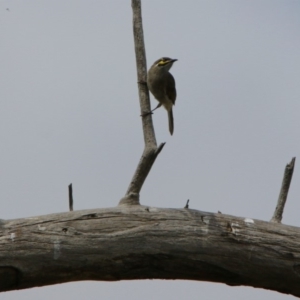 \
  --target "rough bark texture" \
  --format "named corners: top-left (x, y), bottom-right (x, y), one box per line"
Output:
top-left (119, 0), bottom-right (163, 206)
top-left (131, 0), bottom-right (156, 144)
top-left (271, 157), bottom-right (296, 223)
top-left (1, 207), bottom-right (300, 297)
